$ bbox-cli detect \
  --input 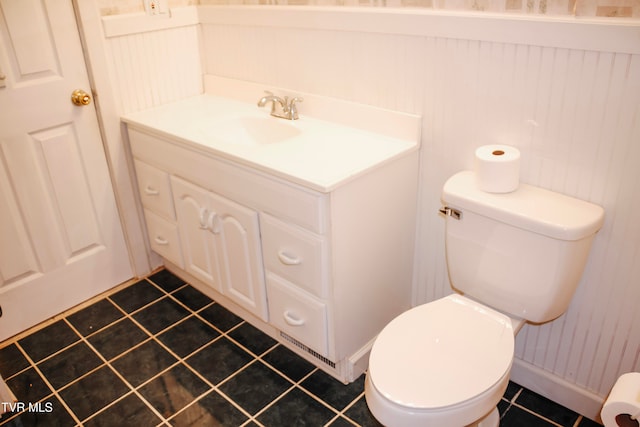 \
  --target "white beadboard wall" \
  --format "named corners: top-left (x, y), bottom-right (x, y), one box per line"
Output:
top-left (99, 5), bottom-right (640, 419)
top-left (100, 8), bottom-right (203, 113)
